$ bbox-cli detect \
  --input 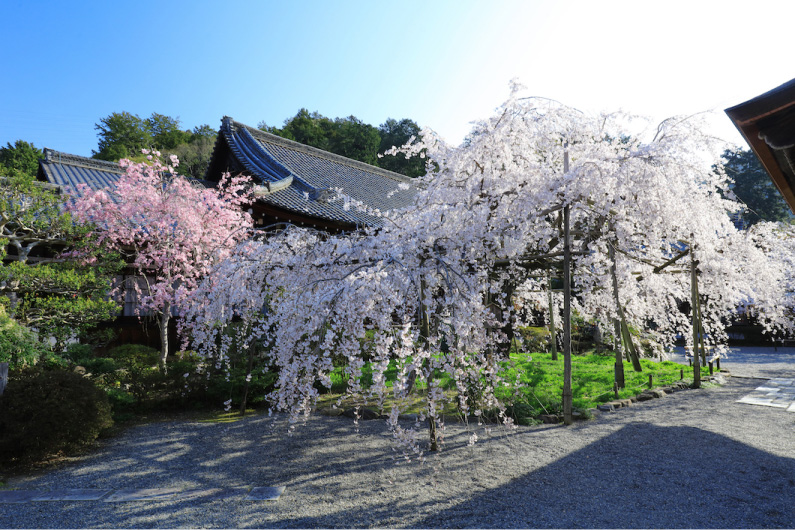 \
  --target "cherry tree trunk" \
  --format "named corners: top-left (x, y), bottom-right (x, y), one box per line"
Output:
top-left (159, 303), bottom-right (170, 366)
top-left (419, 278), bottom-right (439, 451)
top-left (240, 339), bottom-right (256, 416)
